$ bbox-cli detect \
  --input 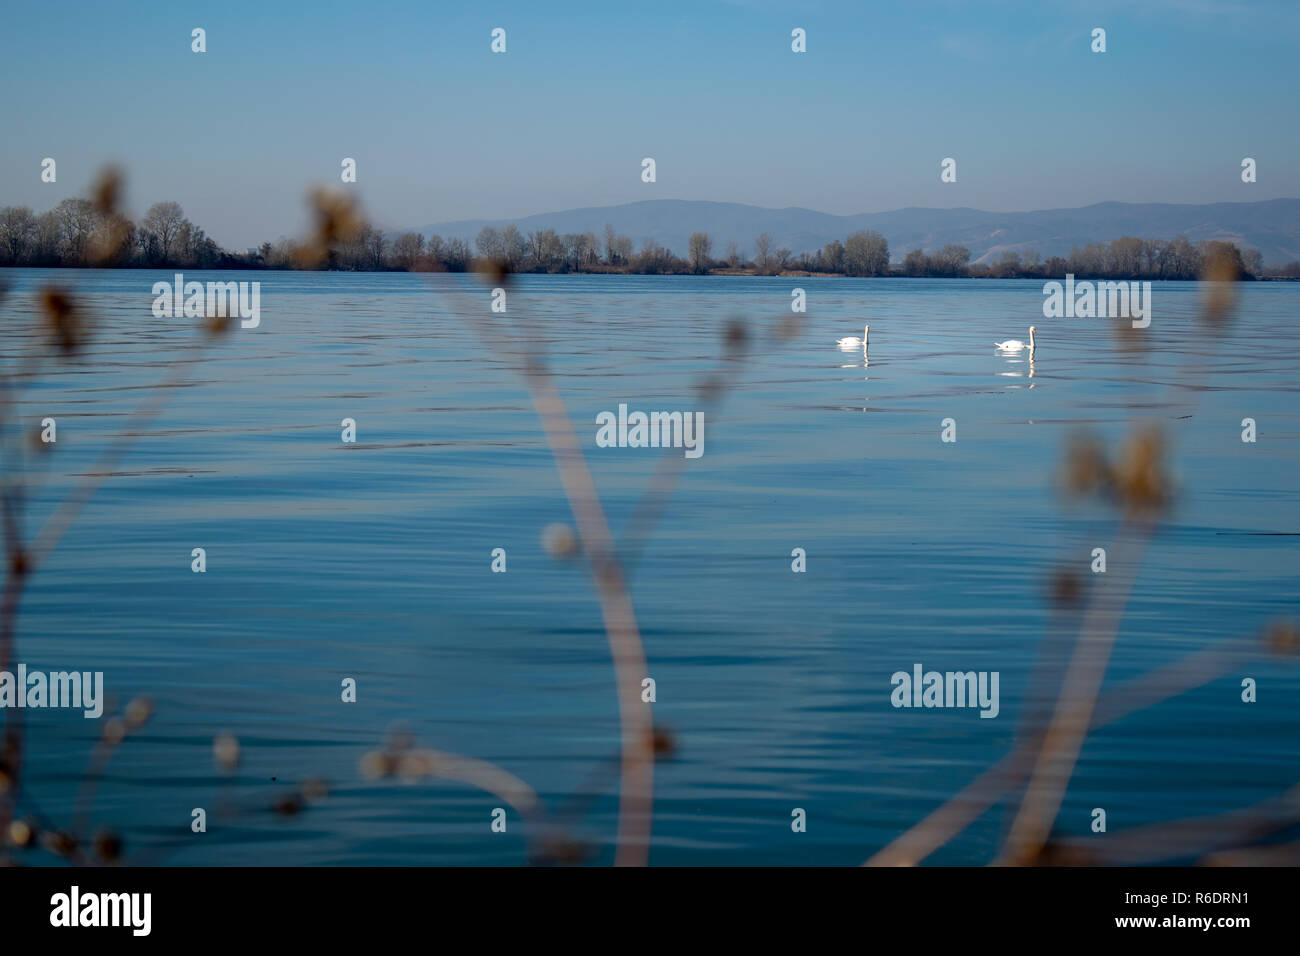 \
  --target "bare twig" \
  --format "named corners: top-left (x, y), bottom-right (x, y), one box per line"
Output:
top-left (866, 630), bottom-right (1258, 865)
top-left (999, 518), bottom-right (1155, 864)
